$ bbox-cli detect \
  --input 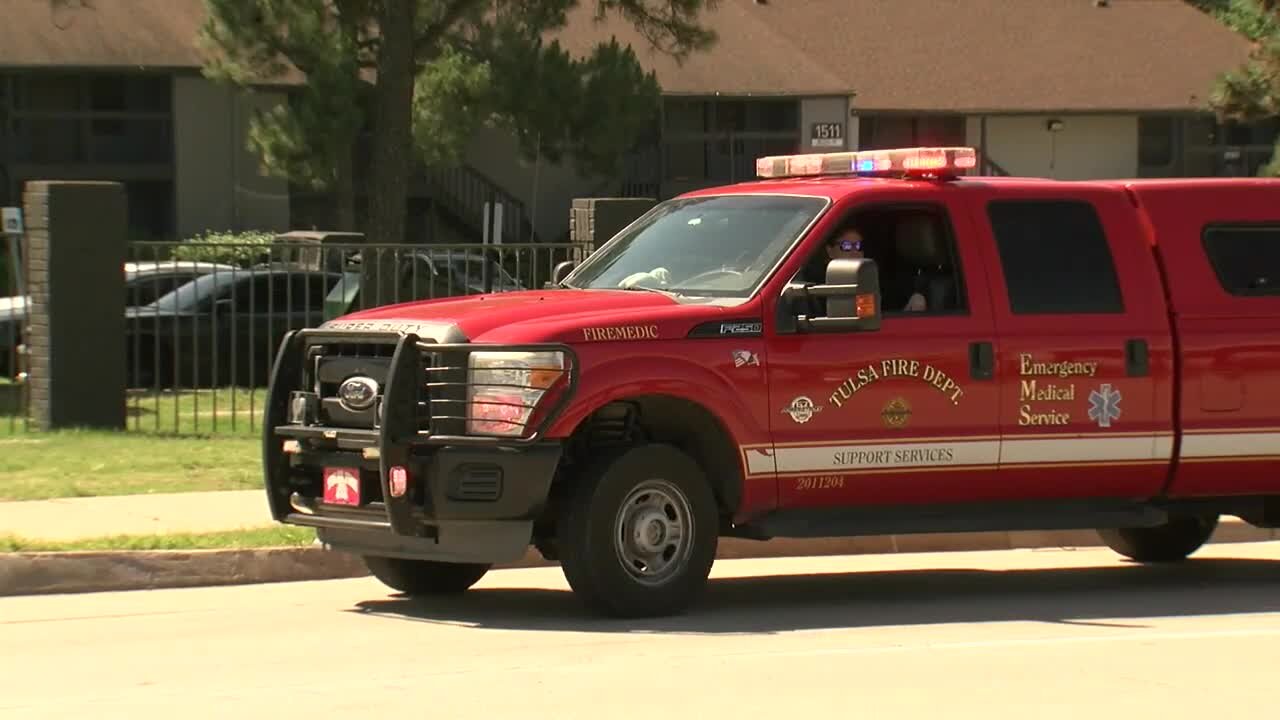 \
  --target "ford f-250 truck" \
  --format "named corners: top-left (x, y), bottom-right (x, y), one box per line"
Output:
top-left (262, 145), bottom-right (1280, 618)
